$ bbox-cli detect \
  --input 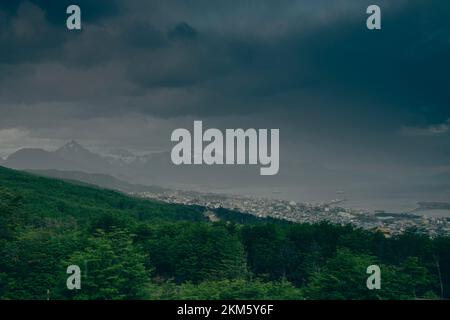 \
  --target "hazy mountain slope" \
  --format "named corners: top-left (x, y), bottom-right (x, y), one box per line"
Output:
top-left (53, 140), bottom-right (113, 174)
top-left (3, 141), bottom-right (132, 178)
top-left (4, 148), bottom-right (79, 171)
top-left (0, 165), bottom-right (204, 223)
top-left (27, 169), bottom-right (166, 193)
